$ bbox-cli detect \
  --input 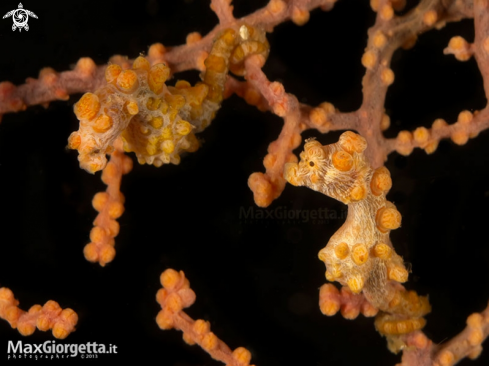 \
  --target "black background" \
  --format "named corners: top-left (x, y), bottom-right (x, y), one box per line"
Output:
top-left (0, 0), bottom-right (489, 365)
